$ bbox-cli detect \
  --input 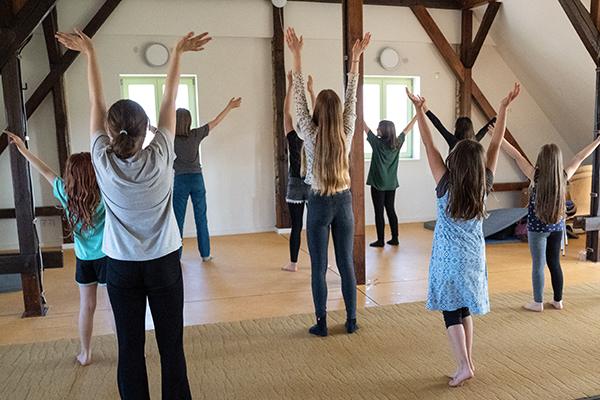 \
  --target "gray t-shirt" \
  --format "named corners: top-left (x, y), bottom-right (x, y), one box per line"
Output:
top-left (174, 124), bottom-right (210, 175)
top-left (91, 128), bottom-right (181, 261)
